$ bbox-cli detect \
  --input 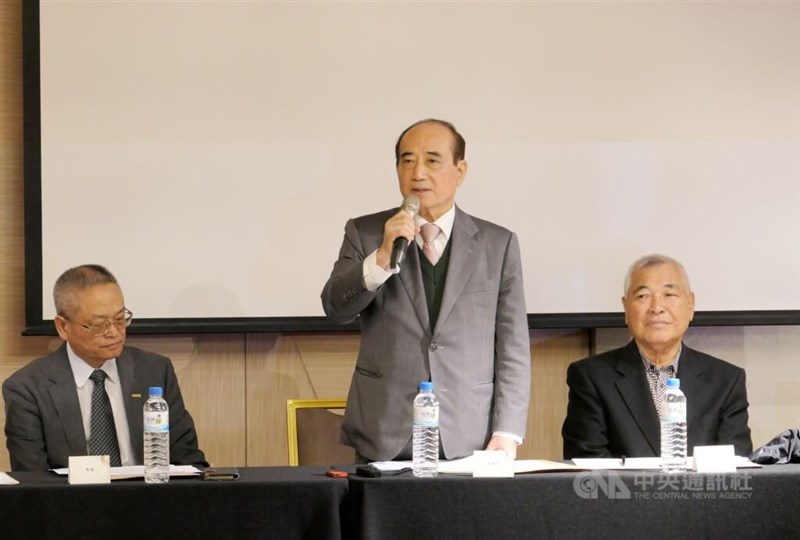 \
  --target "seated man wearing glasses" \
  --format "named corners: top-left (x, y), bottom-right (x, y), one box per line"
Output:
top-left (2, 264), bottom-right (207, 471)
